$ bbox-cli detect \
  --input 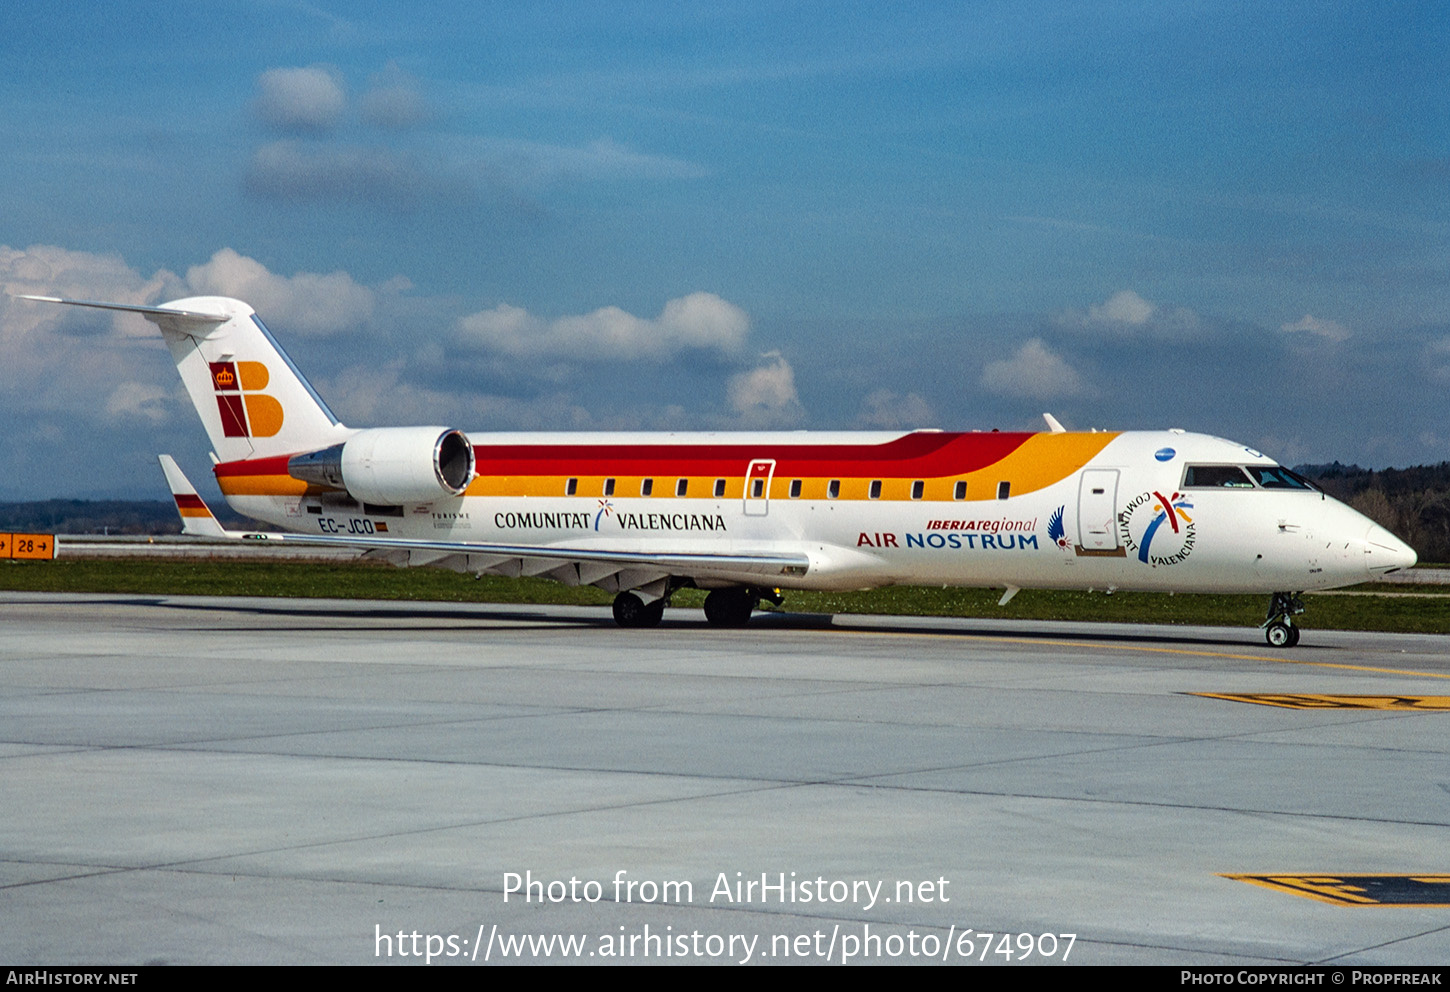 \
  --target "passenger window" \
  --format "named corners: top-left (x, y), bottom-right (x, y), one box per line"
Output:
top-left (789, 479), bottom-right (802, 498)
top-left (911, 480), bottom-right (924, 500)
top-left (641, 478), bottom-right (653, 496)
top-left (676, 478), bottom-right (688, 497)
top-left (751, 478), bottom-right (765, 498)
top-left (1184, 465), bottom-right (1255, 488)
top-left (827, 479), bottom-right (840, 499)
top-left (566, 478), bottom-right (577, 496)
top-left (953, 480), bottom-right (966, 500)
top-left (714, 478), bottom-right (726, 498)
top-left (869, 480), bottom-right (882, 500)
top-left (997, 481), bottom-right (1010, 500)
top-left (604, 478), bottom-right (615, 496)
